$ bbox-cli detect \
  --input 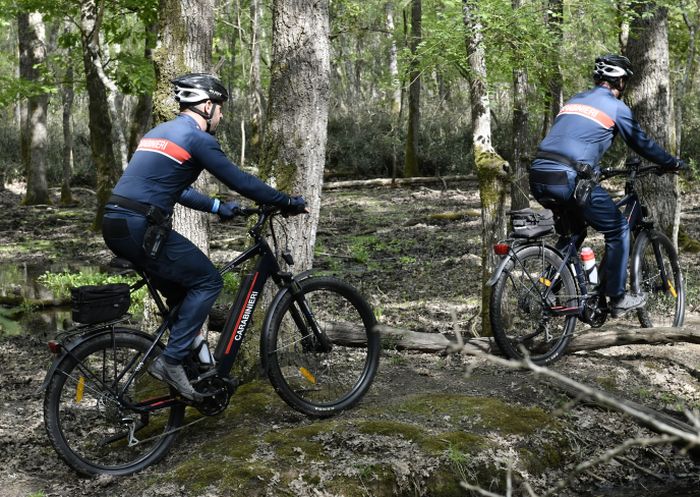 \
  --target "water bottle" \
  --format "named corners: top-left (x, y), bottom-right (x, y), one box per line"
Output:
top-left (580, 246), bottom-right (598, 285)
top-left (192, 334), bottom-right (214, 367)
